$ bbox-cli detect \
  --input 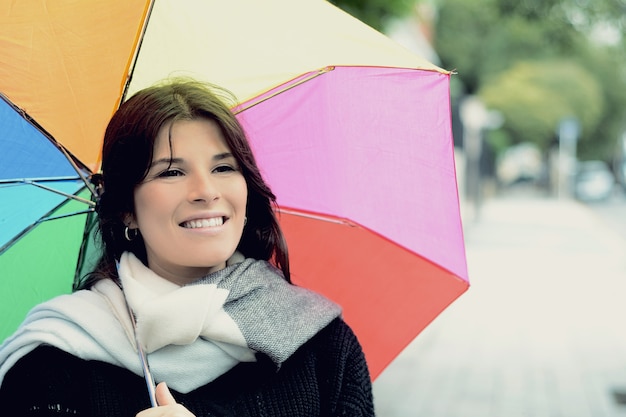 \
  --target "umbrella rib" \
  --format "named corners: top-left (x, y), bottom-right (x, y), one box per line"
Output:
top-left (54, 144), bottom-right (97, 199)
top-left (0, 176), bottom-right (83, 185)
top-left (23, 180), bottom-right (96, 207)
top-left (120, 0), bottom-right (157, 104)
top-left (0, 92), bottom-right (97, 197)
top-left (37, 209), bottom-right (94, 224)
top-left (234, 66), bottom-right (335, 114)
top-left (0, 186), bottom-right (92, 254)
top-left (277, 207), bottom-right (356, 227)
